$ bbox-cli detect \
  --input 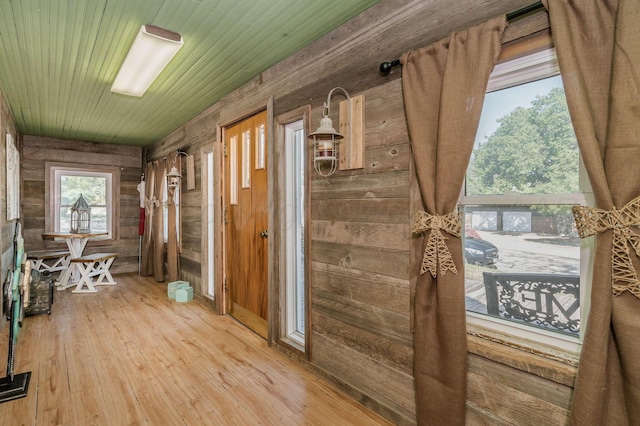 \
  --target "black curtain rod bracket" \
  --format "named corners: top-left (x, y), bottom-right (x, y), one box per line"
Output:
top-left (379, 59), bottom-right (401, 76)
